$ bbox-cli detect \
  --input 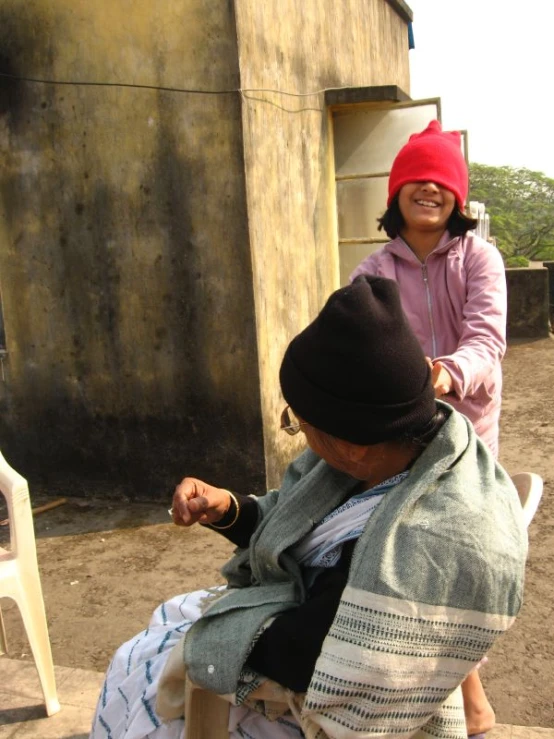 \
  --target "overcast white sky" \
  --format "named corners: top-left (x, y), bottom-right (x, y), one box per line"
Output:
top-left (408, 1), bottom-right (552, 177)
